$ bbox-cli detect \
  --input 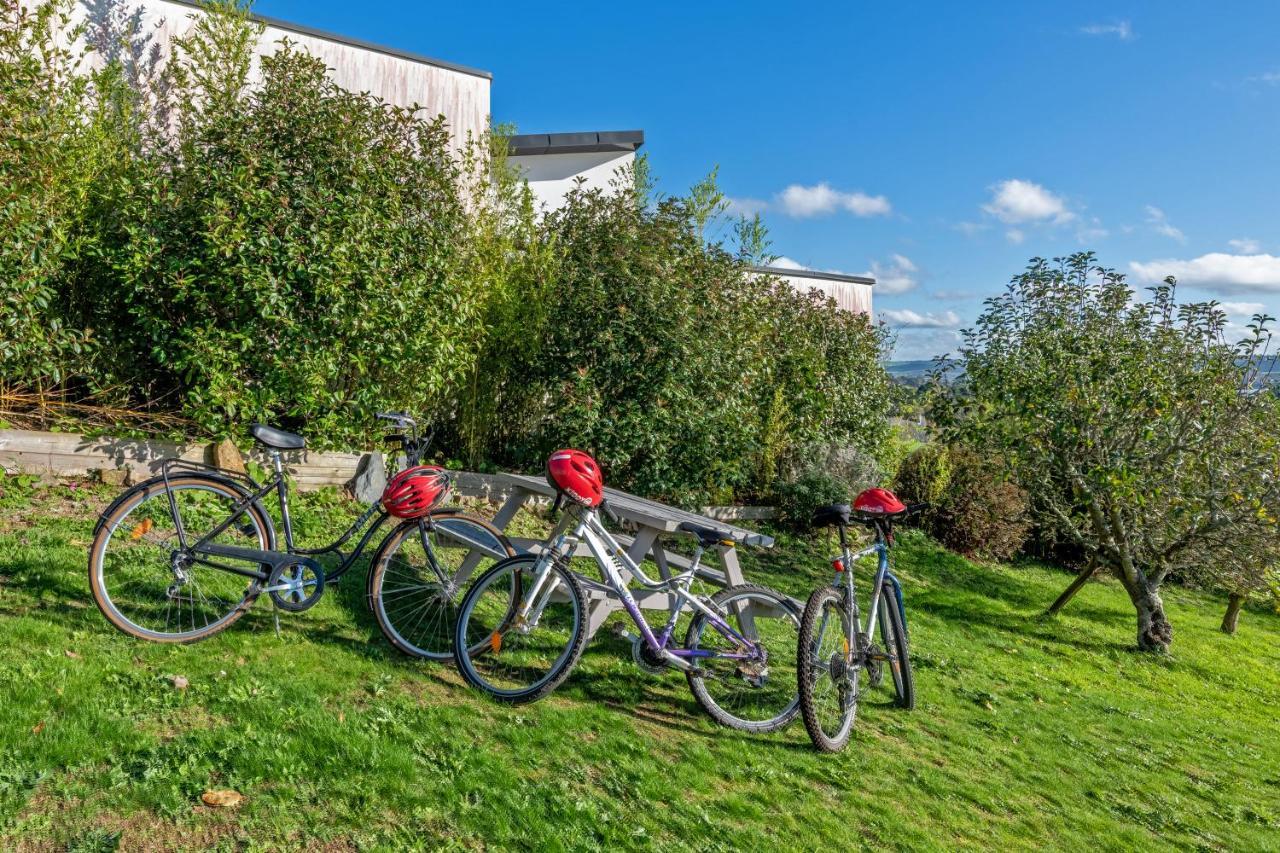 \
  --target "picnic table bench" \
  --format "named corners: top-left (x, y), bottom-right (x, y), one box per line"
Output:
top-left (455, 472), bottom-right (789, 638)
